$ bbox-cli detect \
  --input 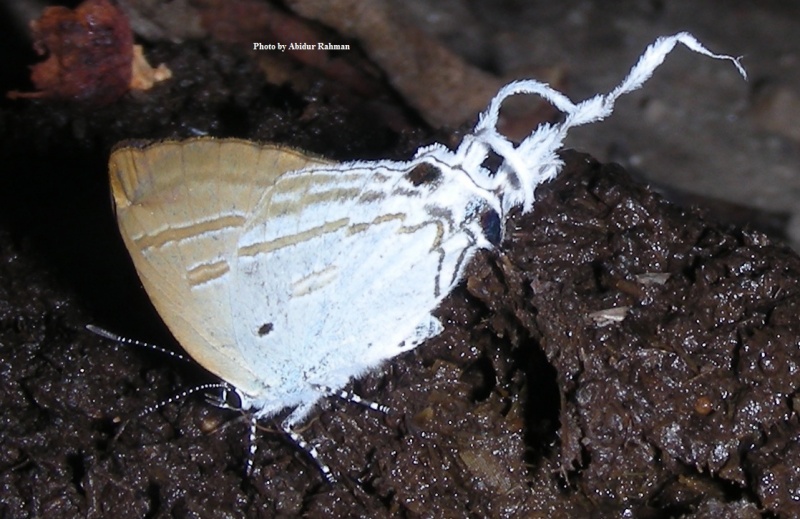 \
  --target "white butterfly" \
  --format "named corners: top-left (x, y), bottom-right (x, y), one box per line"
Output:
top-left (99, 33), bottom-right (744, 480)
